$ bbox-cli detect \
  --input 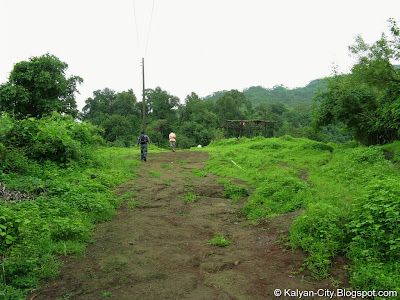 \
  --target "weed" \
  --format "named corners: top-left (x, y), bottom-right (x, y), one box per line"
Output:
top-left (182, 189), bottom-right (197, 203)
top-left (217, 179), bottom-right (249, 201)
top-left (102, 257), bottom-right (128, 272)
top-left (127, 199), bottom-right (140, 210)
top-left (191, 168), bottom-right (208, 177)
top-left (101, 291), bottom-right (113, 298)
top-left (176, 211), bottom-right (189, 217)
top-left (161, 164), bottom-right (174, 170)
top-left (164, 179), bottom-right (174, 186)
top-left (207, 233), bottom-right (232, 247)
top-left (148, 169), bottom-right (163, 177)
